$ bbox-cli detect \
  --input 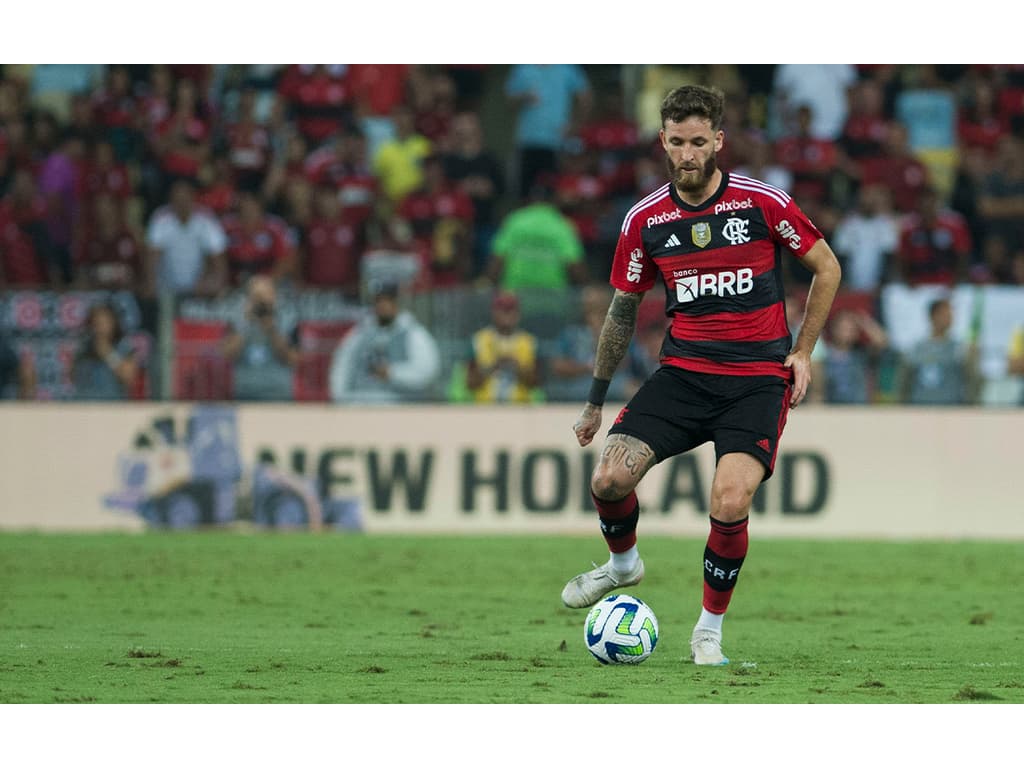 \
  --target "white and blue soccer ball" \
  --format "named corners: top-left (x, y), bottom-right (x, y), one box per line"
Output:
top-left (584, 594), bottom-right (659, 665)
